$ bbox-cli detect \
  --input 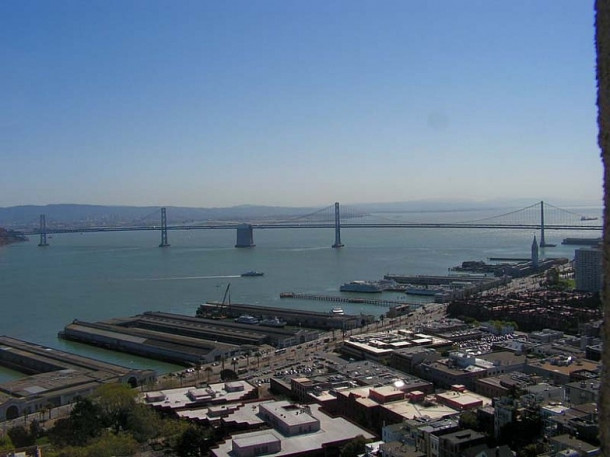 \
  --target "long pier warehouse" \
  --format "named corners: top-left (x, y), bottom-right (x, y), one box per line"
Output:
top-left (59, 307), bottom-right (376, 366)
top-left (0, 336), bottom-right (155, 421)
